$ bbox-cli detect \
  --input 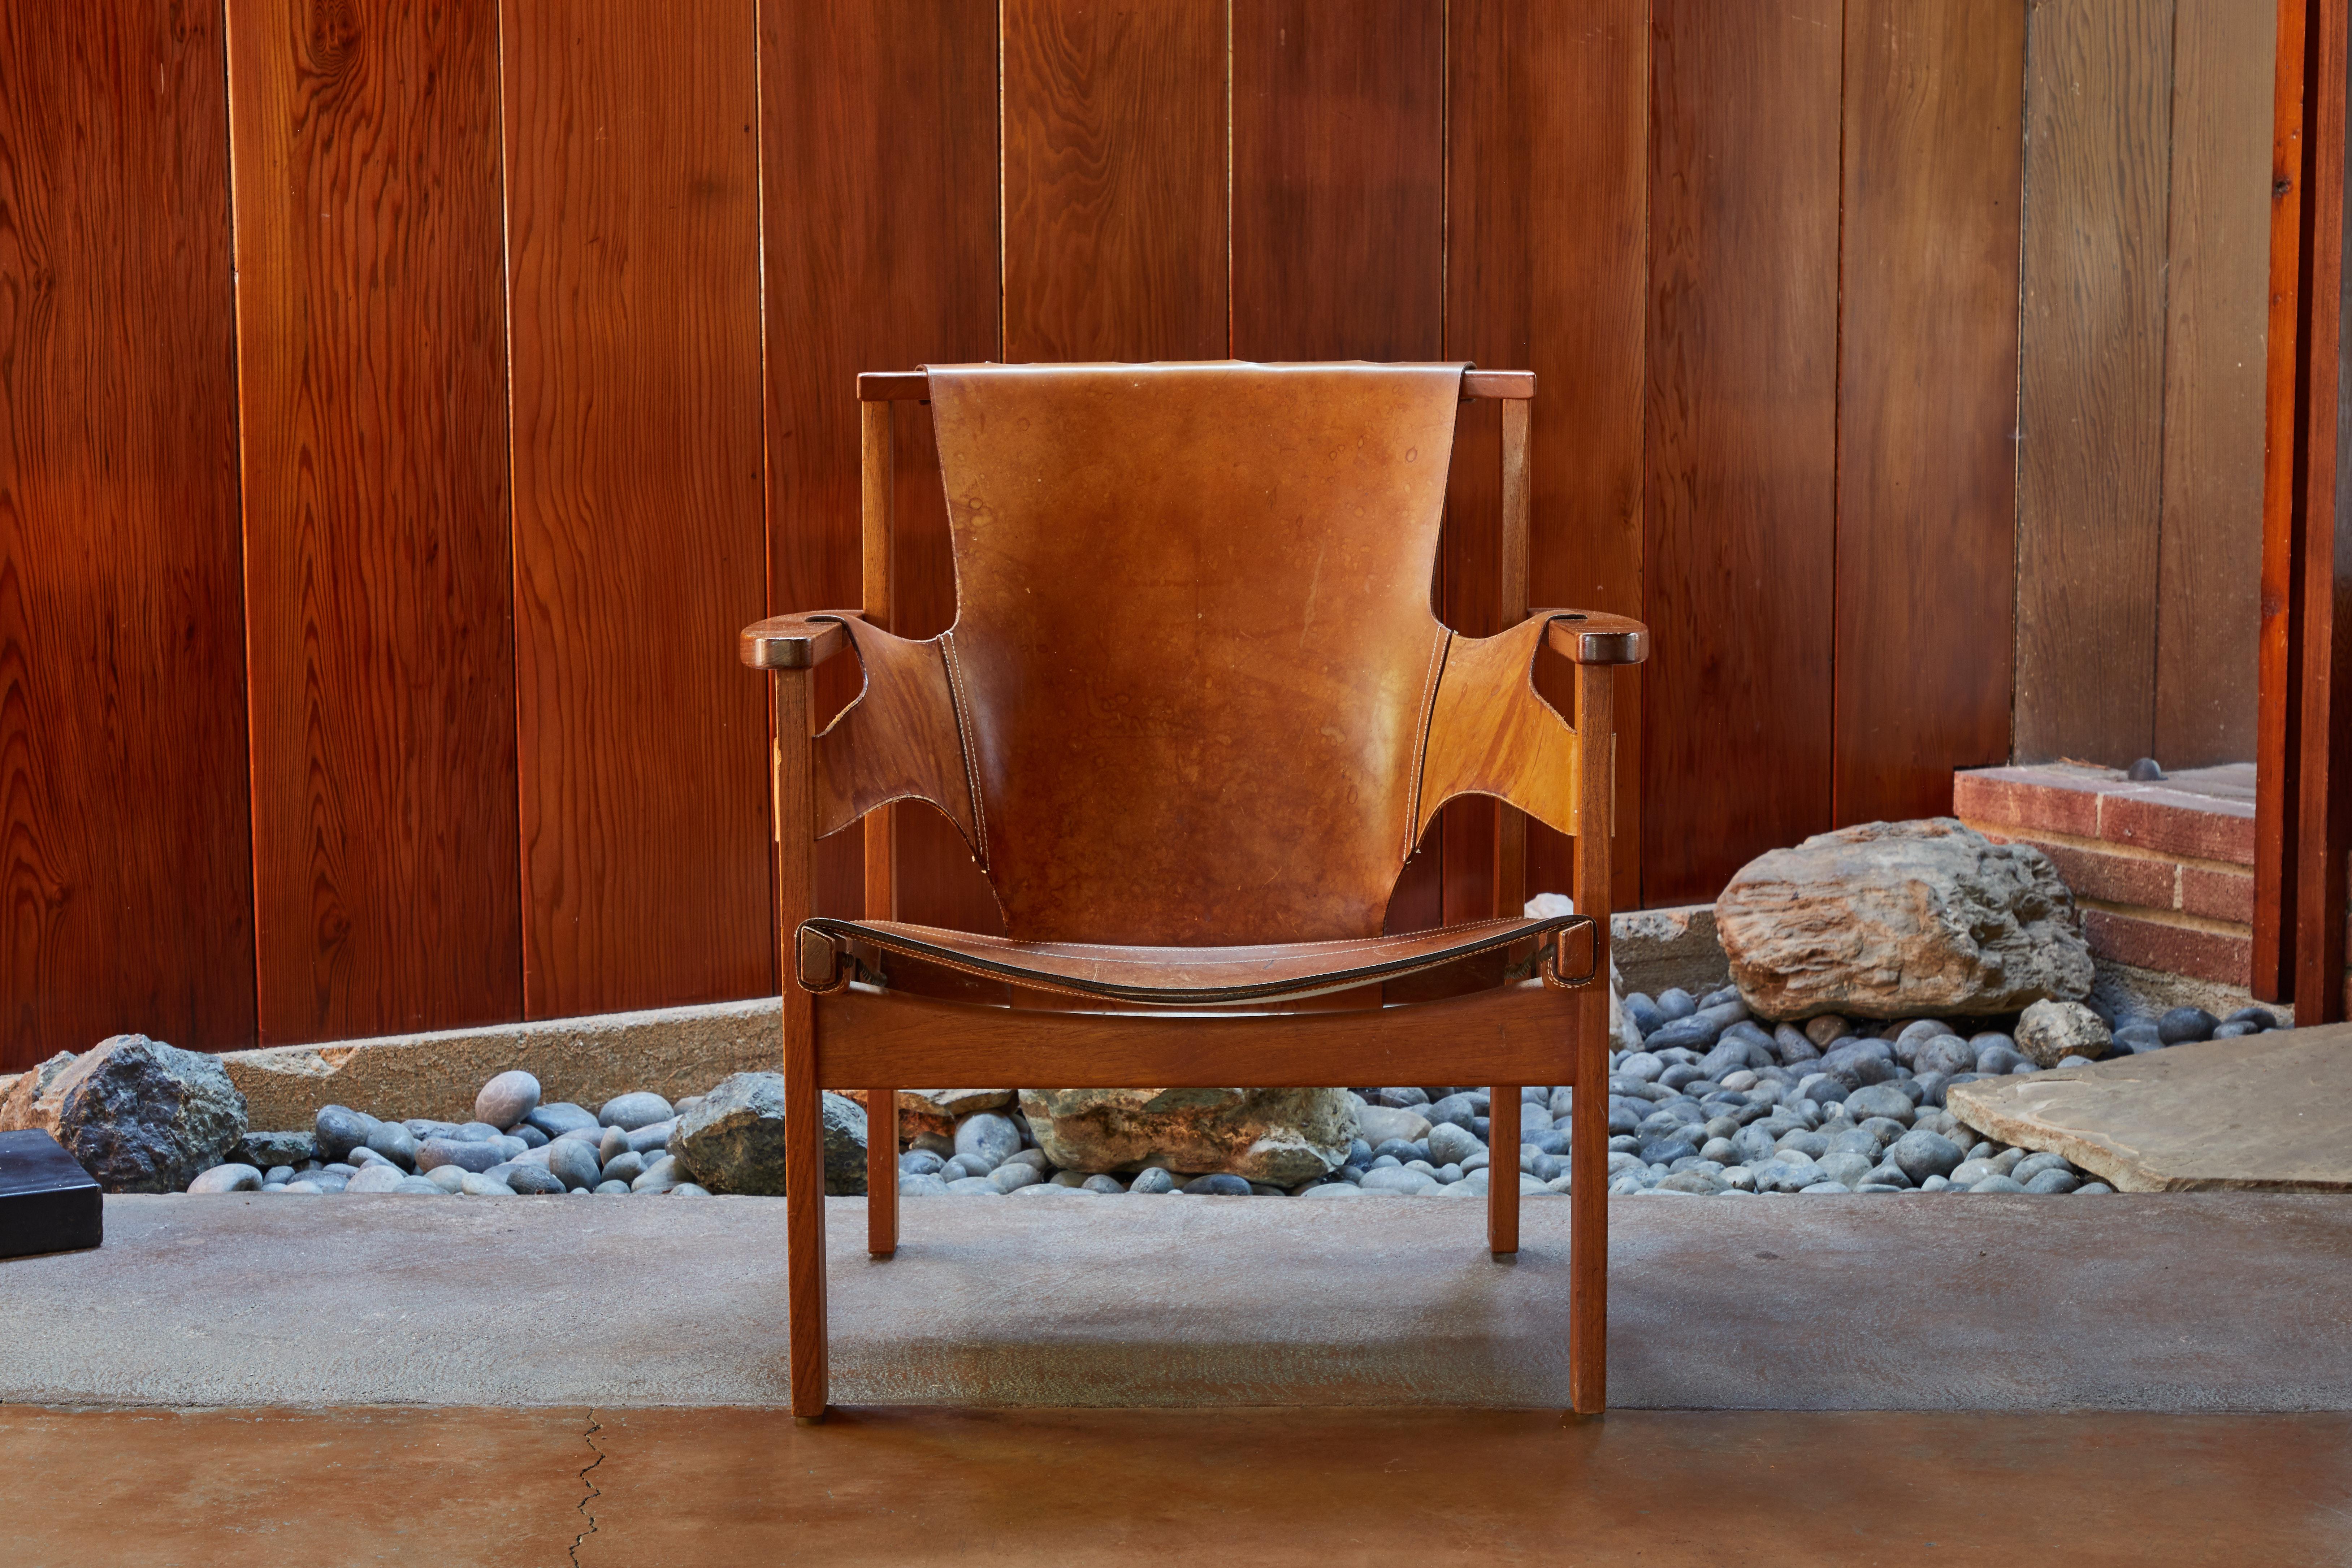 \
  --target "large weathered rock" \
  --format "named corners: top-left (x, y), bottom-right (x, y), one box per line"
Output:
top-left (0, 1035), bottom-right (247, 1193)
top-left (1017, 1087), bottom-right (1353, 1186)
top-left (669, 1073), bottom-right (866, 1196)
top-left (1715, 819), bottom-right (2093, 1020)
